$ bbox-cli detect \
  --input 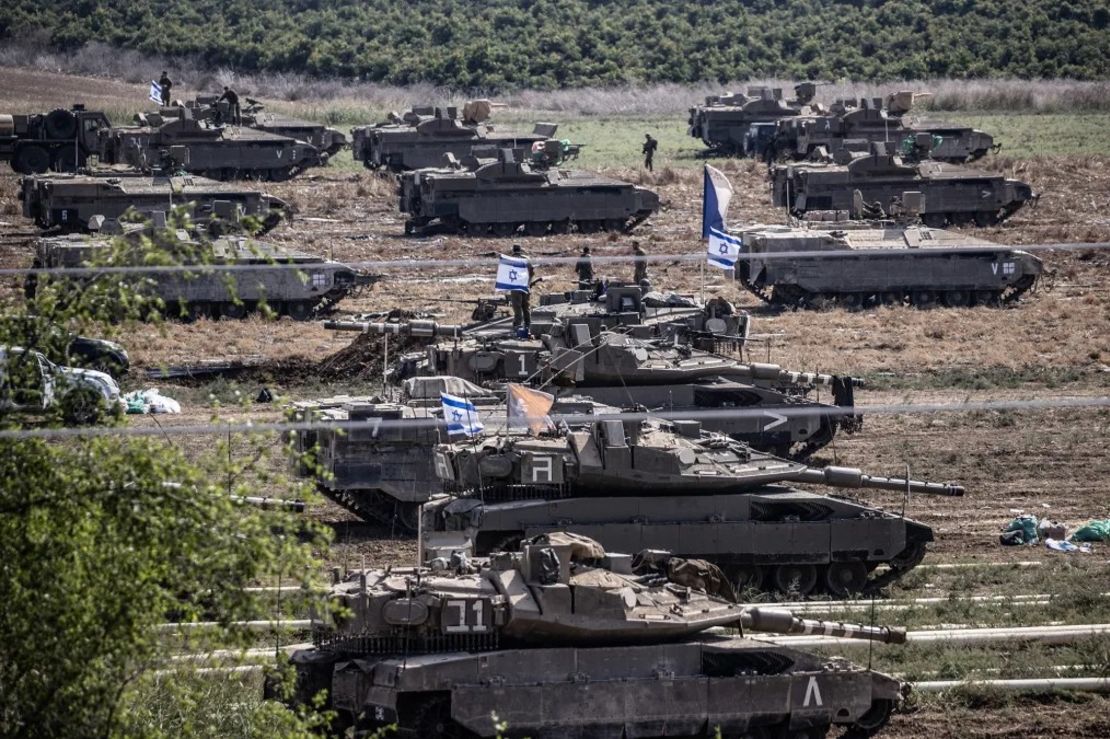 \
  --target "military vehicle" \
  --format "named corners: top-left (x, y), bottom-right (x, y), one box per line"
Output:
top-left (105, 106), bottom-right (323, 180)
top-left (687, 83), bottom-right (818, 155)
top-left (351, 99), bottom-right (557, 171)
top-left (771, 146), bottom-right (1036, 226)
top-left (19, 170), bottom-right (290, 233)
top-left (424, 417), bottom-right (964, 596)
top-left (734, 217), bottom-right (1044, 309)
top-left (286, 534), bottom-right (906, 737)
top-left (28, 217), bottom-right (379, 321)
top-left (771, 94), bottom-right (997, 163)
top-left (400, 148), bottom-right (659, 236)
top-left (171, 95), bottom-right (348, 157)
top-left (1, 105), bottom-right (112, 173)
